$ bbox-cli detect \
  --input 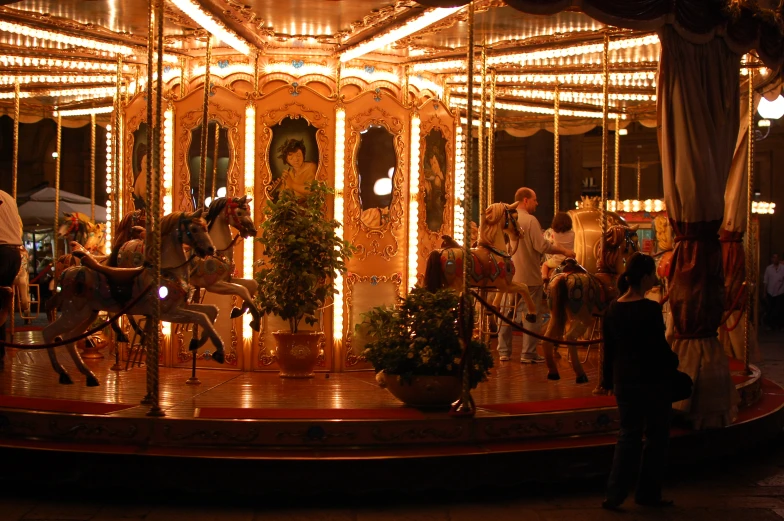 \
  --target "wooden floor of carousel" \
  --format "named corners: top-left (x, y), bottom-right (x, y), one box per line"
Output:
top-left (0, 329), bottom-right (782, 493)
